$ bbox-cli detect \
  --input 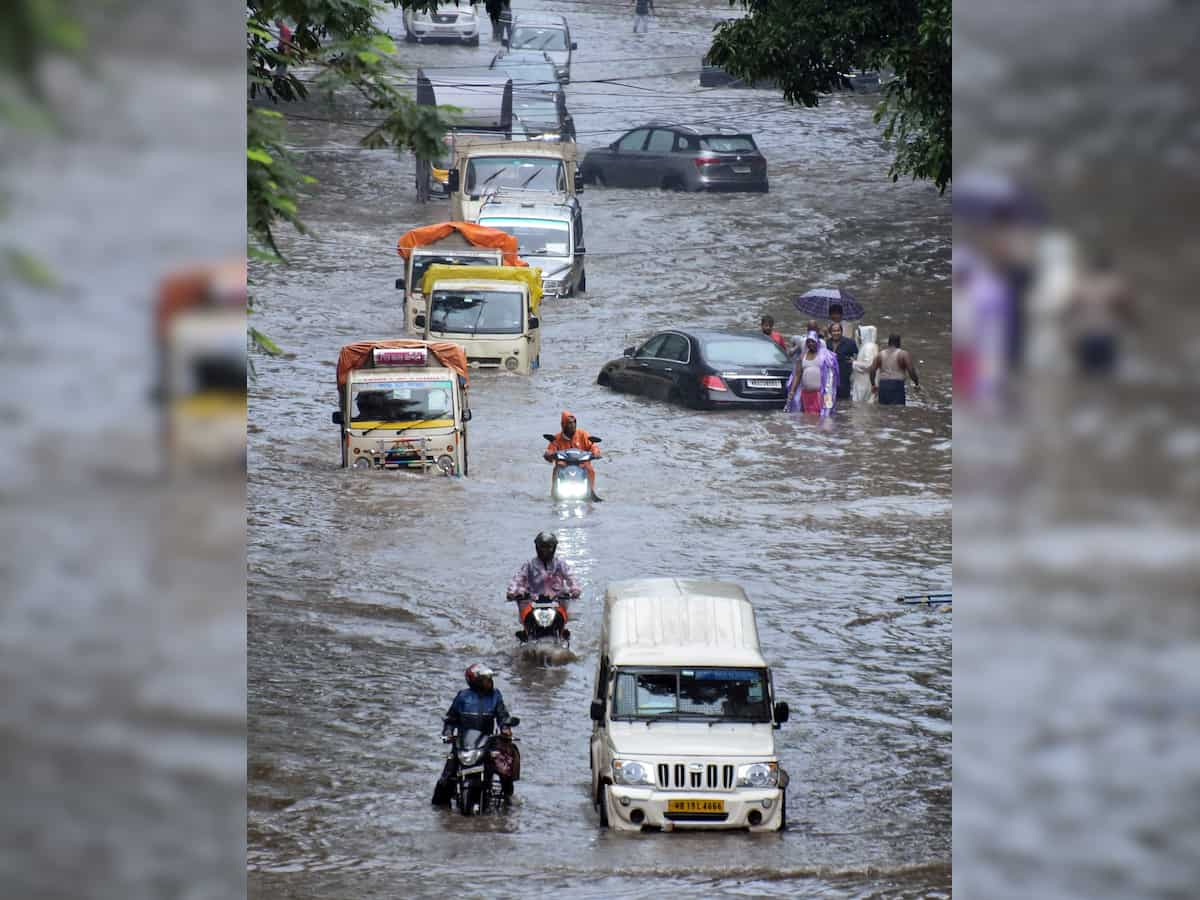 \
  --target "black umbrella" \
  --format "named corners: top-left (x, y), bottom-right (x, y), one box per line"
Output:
top-left (792, 288), bottom-right (865, 320)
